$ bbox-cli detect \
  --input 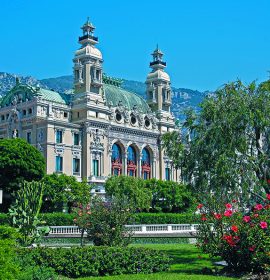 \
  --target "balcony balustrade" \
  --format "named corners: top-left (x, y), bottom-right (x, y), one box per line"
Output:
top-left (150, 60), bottom-right (166, 67)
